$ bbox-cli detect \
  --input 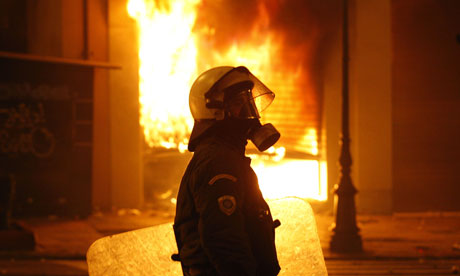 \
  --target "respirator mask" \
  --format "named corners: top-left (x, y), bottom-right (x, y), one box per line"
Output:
top-left (223, 81), bottom-right (281, 152)
top-left (247, 120), bottom-right (280, 152)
